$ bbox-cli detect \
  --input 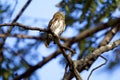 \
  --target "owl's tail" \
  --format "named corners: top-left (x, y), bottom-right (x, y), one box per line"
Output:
top-left (45, 39), bottom-right (50, 48)
top-left (44, 34), bottom-right (53, 47)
